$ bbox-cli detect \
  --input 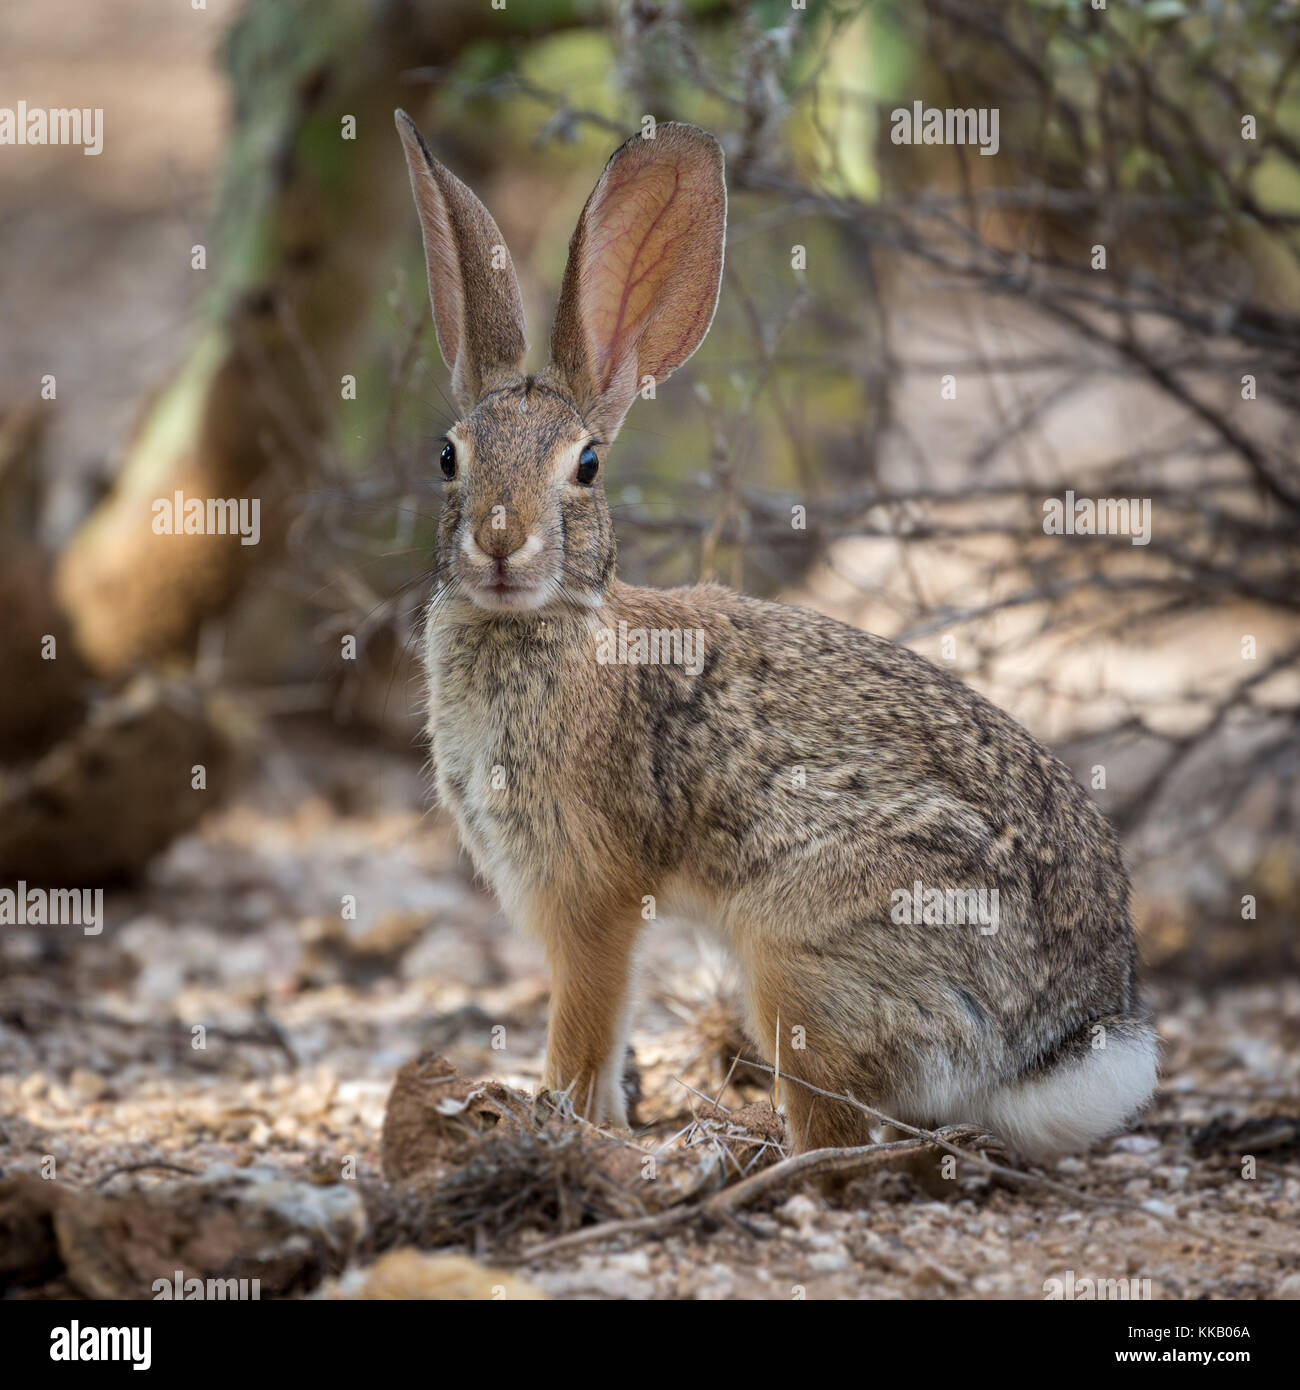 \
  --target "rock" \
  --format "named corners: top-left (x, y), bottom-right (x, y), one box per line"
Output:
top-left (332, 1249), bottom-right (546, 1300)
top-left (54, 1165), bottom-right (365, 1299)
top-left (807, 1248), bottom-right (850, 1273)
top-left (804, 1228), bottom-right (847, 1250)
top-left (1112, 1135), bottom-right (1161, 1154)
top-left (606, 1249), bottom-right (651, 1276)
top-left (776, 1194), bottom-right (820, 1229)
top-left (67, 1069), bottom-right (107, 1103)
